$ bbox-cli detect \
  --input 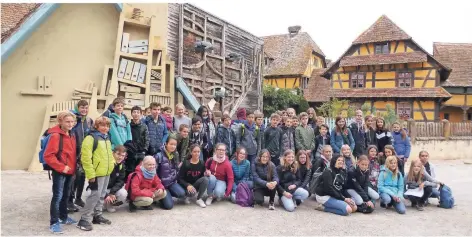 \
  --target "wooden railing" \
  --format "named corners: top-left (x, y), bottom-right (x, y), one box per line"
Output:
top-left (450, 122), bottom-right (472, 137)
top-left (409, 120), bottom-right (472, 142)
